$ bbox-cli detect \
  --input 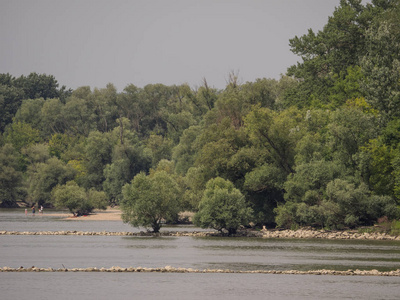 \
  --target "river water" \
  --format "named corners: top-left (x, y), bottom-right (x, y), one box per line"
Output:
top-left (1, 209), bottom-right (400, 299)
